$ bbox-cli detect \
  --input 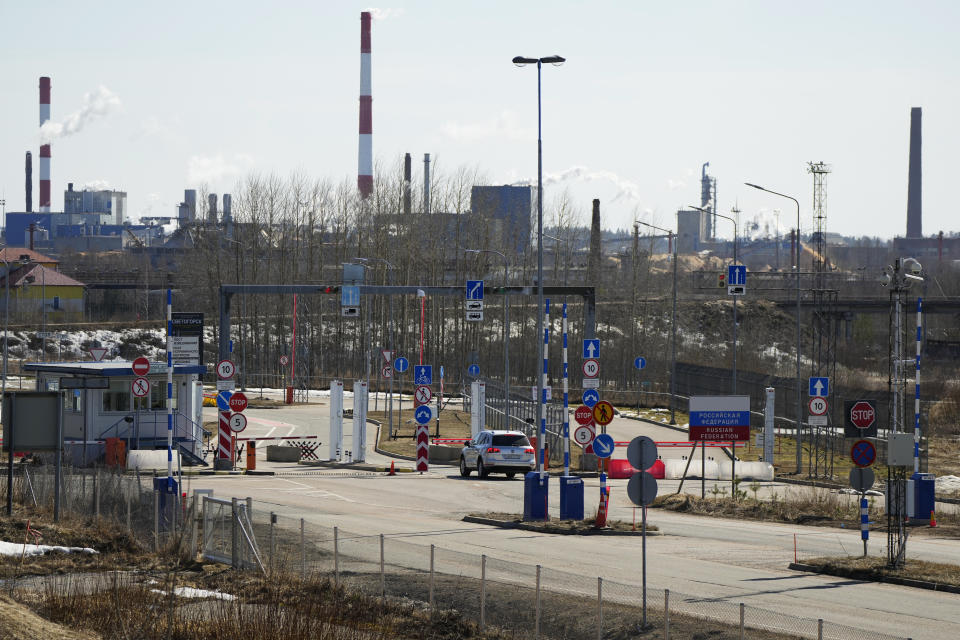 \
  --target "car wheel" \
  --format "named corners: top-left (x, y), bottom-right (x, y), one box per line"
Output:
top-left (505, 472), bottom-right (516, 479)
top-left (459, 456), bottom-right (471, 477)
top-left (477, 458), bottom-right (489, 478)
